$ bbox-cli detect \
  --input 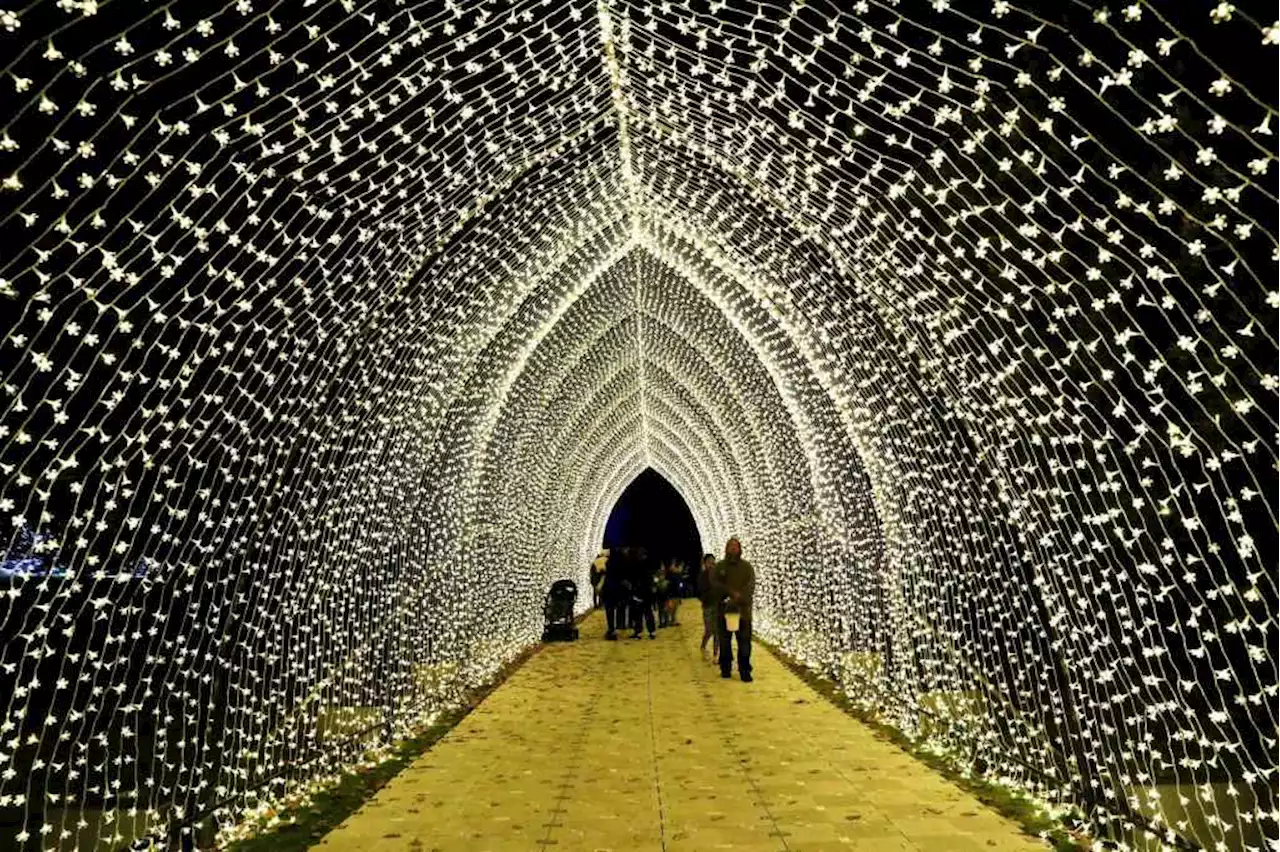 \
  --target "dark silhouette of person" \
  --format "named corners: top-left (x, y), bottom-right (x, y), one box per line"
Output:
top-left (696, 553), bottom-right (719, 659)
top-left (602, 547), bottom-right (629, 640)
top-left (629, 547), bottom-right (657, 639)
